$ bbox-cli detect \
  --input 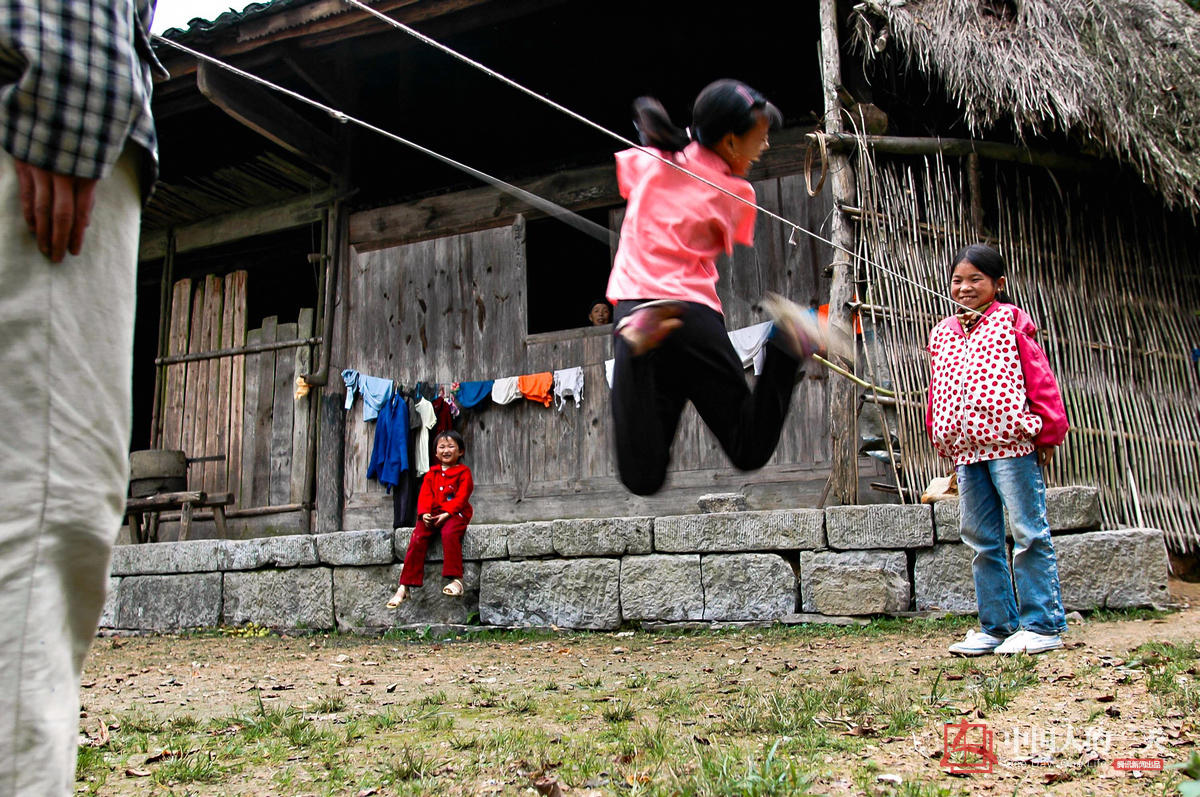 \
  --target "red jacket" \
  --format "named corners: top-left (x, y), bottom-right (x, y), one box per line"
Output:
top-left (417, 463), bottom-right (474, 522)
